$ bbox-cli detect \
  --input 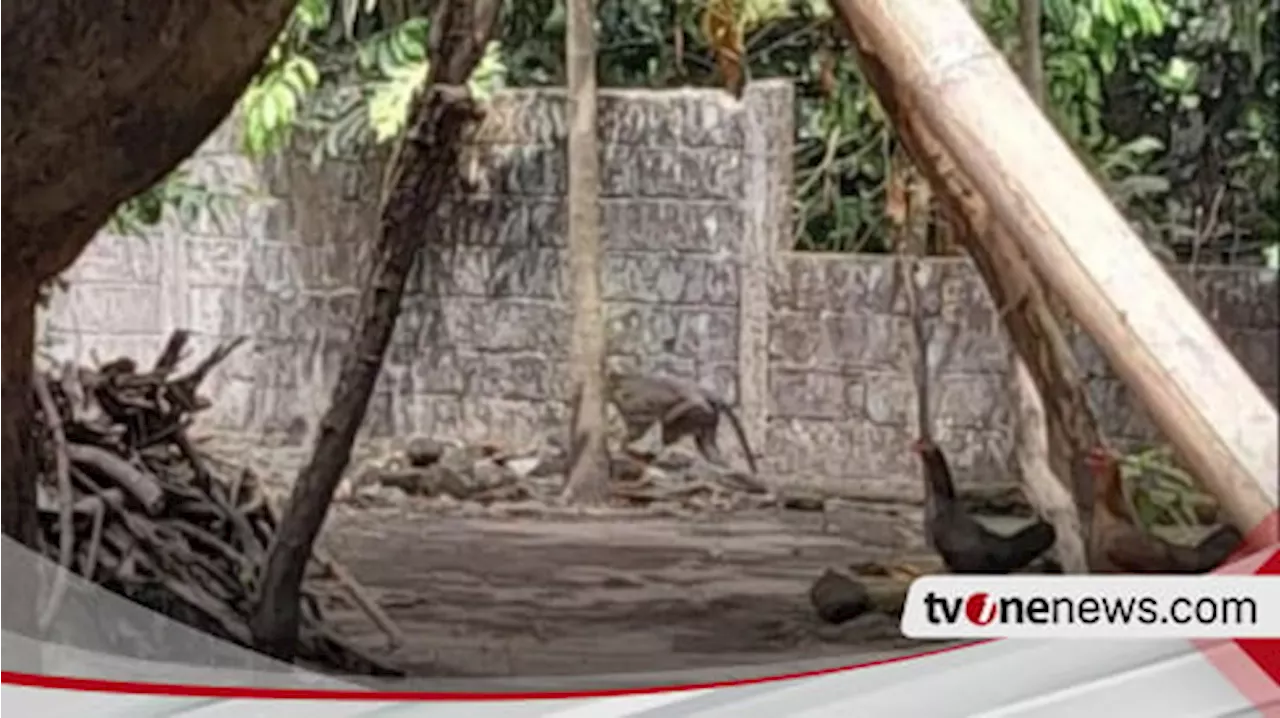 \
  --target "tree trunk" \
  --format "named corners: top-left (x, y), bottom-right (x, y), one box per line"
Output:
top-left (1, 282), bottom-right (40, 553)
top-left (3, 0), bottom-right (297, 283)
top-left (1017, 0), bottom-right (1044, 107)
top-left (560, 0), bottom-right (611, 505)
top-left (1013, 360), bottom-right (1089, 573)
top-left (2, 0), bottom-right (294, 586)
top-left (1008, 0), bottom-right (1088, 573)
top-left (248, 0), bottom-right (501, 662)
top-left (2, 279), bottom-right (43, 643)
top-left (830, 0), bottom-right (1277, 546)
